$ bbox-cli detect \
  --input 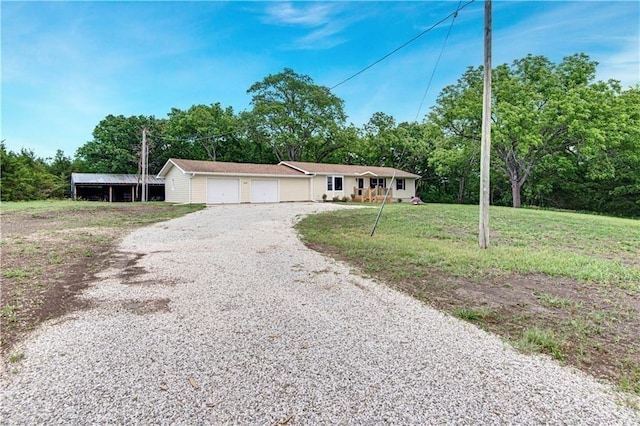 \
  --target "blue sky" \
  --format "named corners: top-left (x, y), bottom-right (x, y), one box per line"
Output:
top-left (2, 1), bottom-right (639, 160)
